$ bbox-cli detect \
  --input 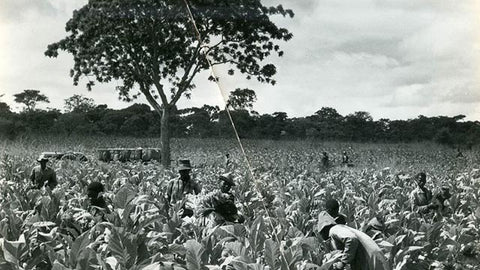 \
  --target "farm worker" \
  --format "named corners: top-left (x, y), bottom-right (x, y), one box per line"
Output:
top-left (428, 186), bottom-right (452, 219)
top-left (200, 172), bottom-right (244, 225)
top-left (225, 153), bottom-right (232, 168)
top-left (342, 151), bottom-right (349, 164)
top-left (456, 148), bottom-right (464, 158)
top-left (409, 172), bottom-right (432, 212)
top-left (86, 181), bottom-right (111, 224)
top-left (166, 159), bottom-right (201, 217)
top-left (325, 199), bottom-right (347, 225)
top-left (87, 181), bottom-right (109, 211)
top-left (30, 154), bottom-right (57, 190)
top-left (322, 152), bottom-right (330, 168)
top-left (317, 211), bottom-right (390, 270)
